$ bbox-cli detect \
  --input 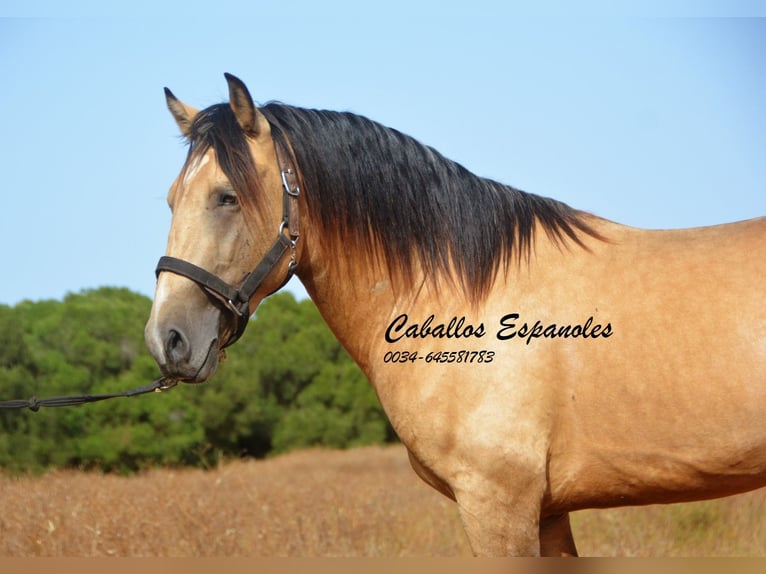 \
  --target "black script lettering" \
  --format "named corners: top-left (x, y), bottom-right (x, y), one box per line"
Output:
top-left (496, 313), bottom-right (520, 341)
top-left (557, 325), bottom-right (572, 338)
top-left (543, 324), bottom-right (557, 338)
top-left (385, 313), bottom-right (486, 343)
top-left (421, 314), bottom-right (435, 335)
top-left (496, 313), bottom-right (614, 343)
top-left (447, 316), bottom-right (487, 338)
top-left (525, 321), bottom-right (544, 345)
top-left (385, 313), bottom-right (410, 343)
top-left (405, 323), bottom-right (420, 338)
